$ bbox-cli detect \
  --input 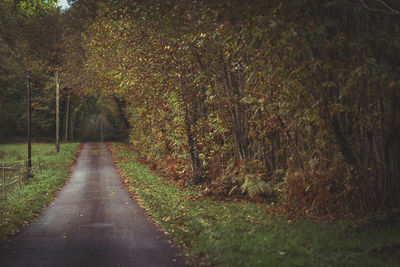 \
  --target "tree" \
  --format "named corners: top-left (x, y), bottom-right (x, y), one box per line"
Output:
top-left (62, 0), bottom-right (400, 215)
